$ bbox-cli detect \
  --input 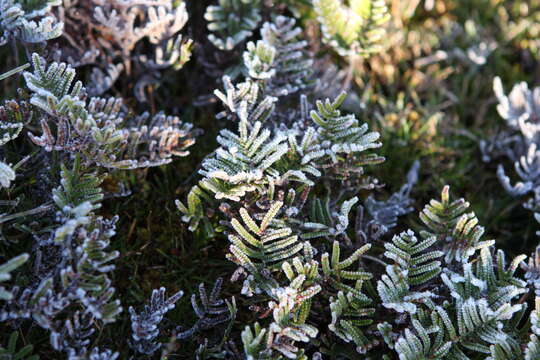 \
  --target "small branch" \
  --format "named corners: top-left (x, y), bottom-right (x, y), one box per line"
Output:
top-left (0, 203), bottom-right (54, 224)
top-left (0, 63), bottom-right (30, 81)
